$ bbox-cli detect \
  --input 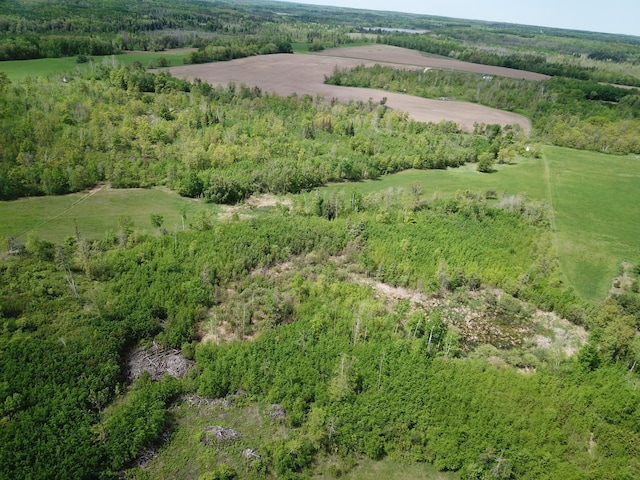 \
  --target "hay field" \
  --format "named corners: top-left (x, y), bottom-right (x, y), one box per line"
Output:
top-left (168, 46), bottom-right (532, 131)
